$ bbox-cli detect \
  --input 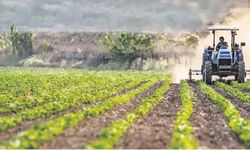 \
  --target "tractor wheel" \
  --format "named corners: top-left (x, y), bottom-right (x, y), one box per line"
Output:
top-left (237, 61), bottom-right (245, 83)
top-left (203, 61), bottom-right (212, 84)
